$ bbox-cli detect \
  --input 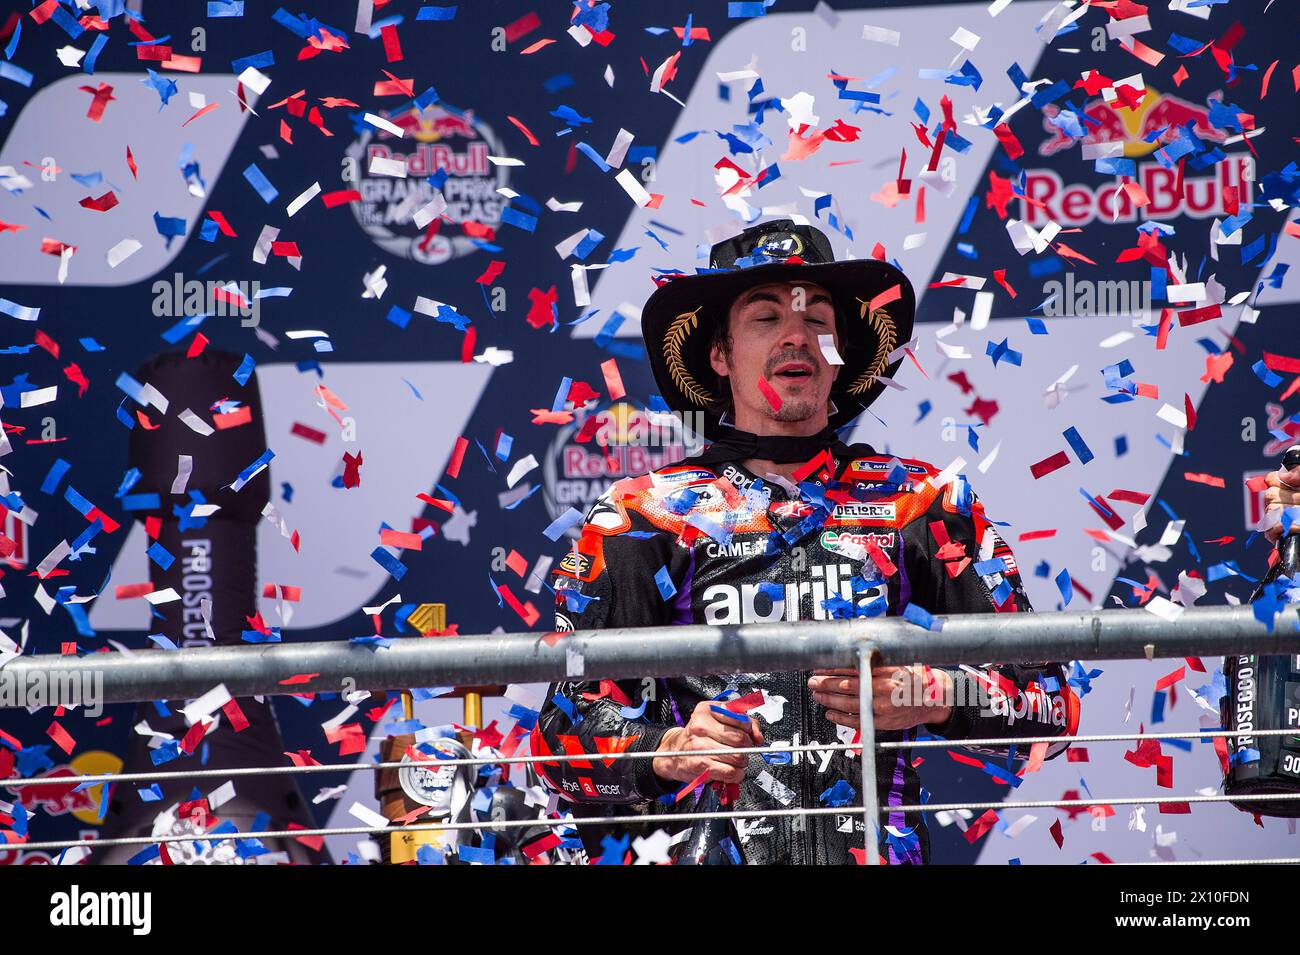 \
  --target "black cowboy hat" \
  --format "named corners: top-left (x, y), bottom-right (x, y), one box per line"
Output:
top-left (641, 219), bottom-right (915, 441)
